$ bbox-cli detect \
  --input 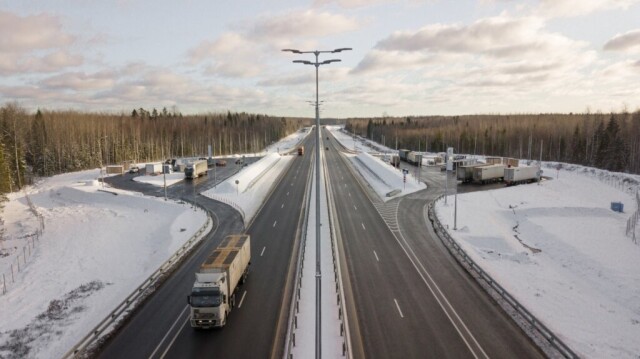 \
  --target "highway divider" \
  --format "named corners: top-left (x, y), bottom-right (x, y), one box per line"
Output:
top-left (62, 207), bottom-right (213, 359)
top-left (428, 196), bottom-right (577, 359)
